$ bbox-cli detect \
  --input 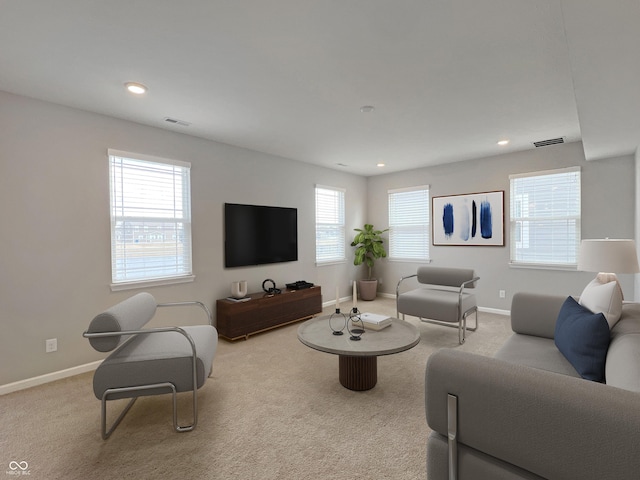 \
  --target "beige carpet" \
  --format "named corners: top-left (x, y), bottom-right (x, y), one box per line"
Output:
top-left (0, 297), bottom-right (512, 479)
